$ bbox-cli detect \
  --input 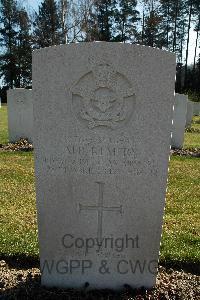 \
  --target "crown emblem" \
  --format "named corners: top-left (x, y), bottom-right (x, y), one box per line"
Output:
top-left (71, 63), bottom-right (136, 129)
